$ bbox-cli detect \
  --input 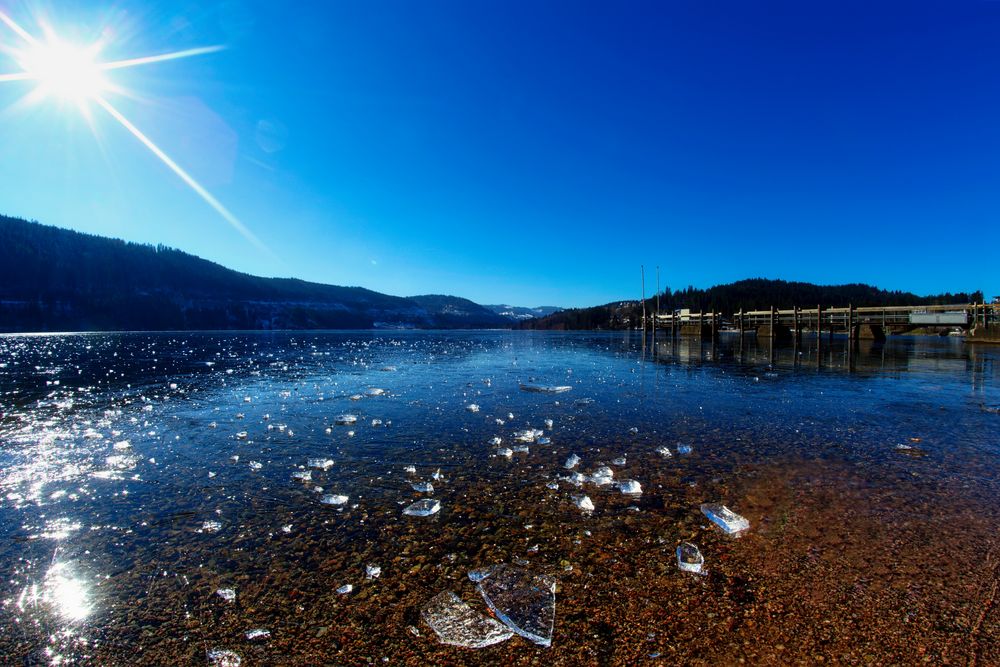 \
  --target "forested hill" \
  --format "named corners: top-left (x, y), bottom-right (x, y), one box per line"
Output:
top-left (0, 216), bottom-right (509, 332)
top-left (521, 279), bottom-right (983, 330)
